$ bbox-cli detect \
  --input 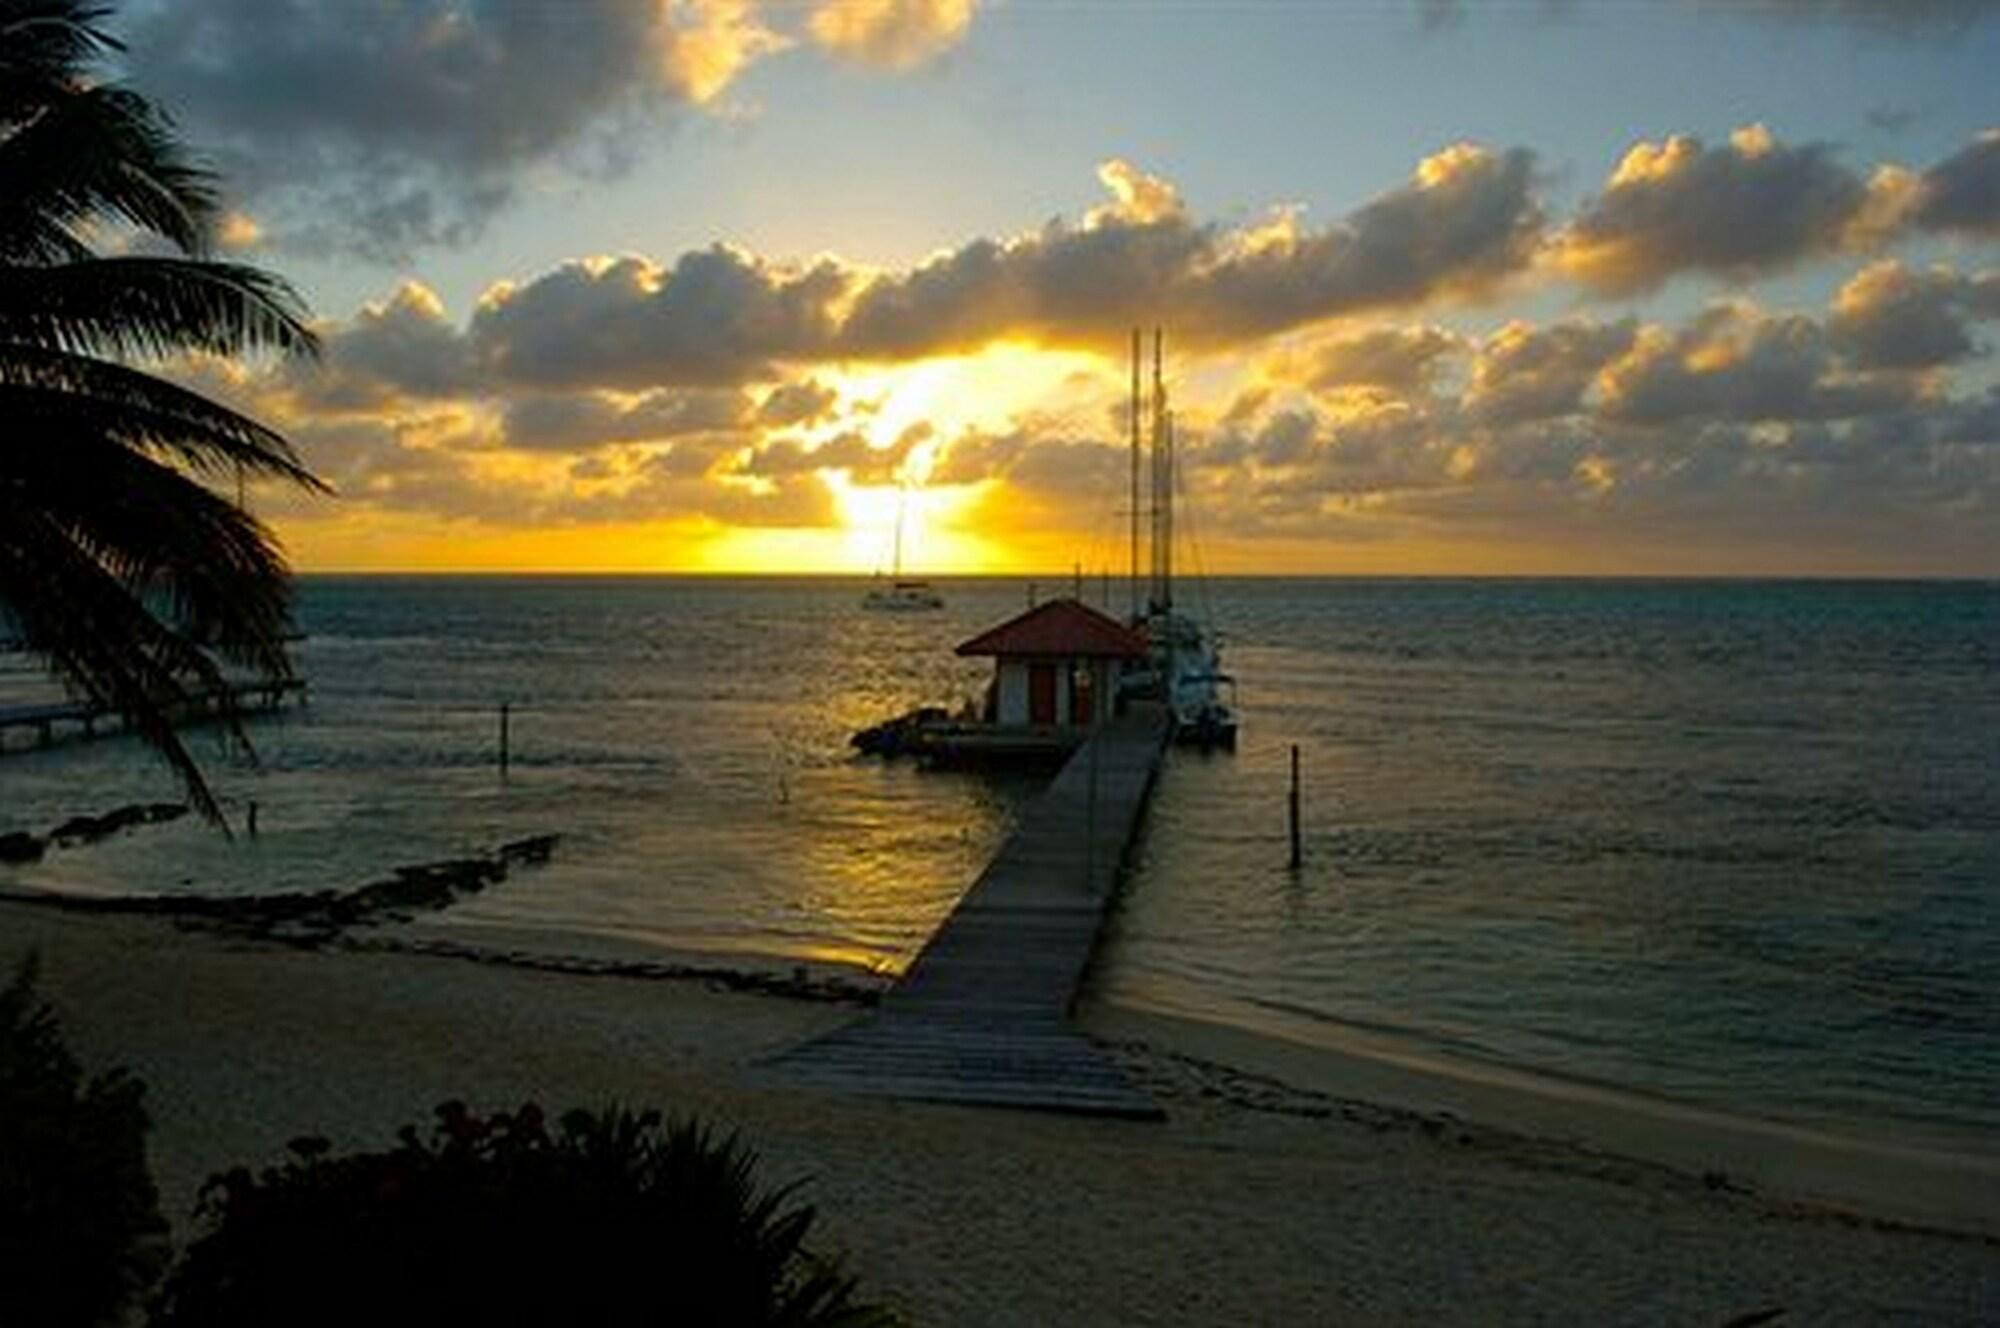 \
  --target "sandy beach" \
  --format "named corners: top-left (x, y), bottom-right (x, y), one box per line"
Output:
top-left (7, 900), bottom-right (1995, 1327)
